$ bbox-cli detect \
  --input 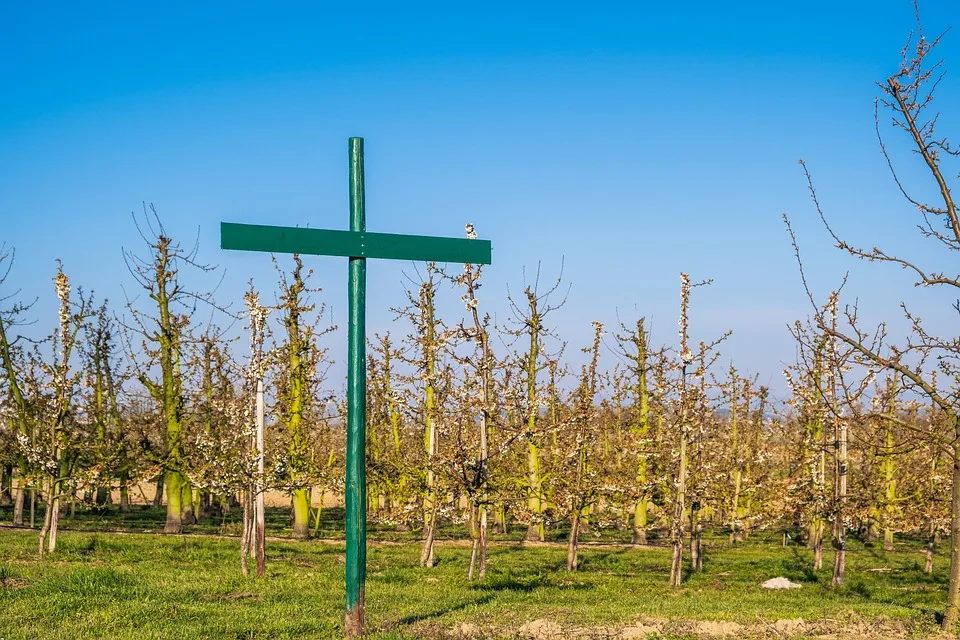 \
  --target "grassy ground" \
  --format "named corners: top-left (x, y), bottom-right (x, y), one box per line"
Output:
top-left (0, 507), bottom-right (951, 639)
top-left (0, 503), bottom-right (661, 544)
